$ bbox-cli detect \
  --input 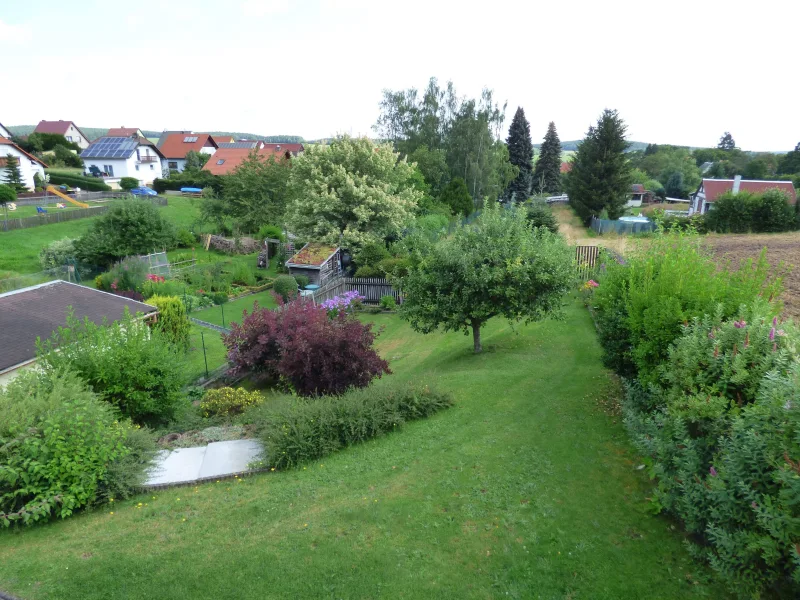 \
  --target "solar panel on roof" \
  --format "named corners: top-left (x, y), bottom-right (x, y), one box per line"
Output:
top-left (82, 136), bottom-right (138, 159)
